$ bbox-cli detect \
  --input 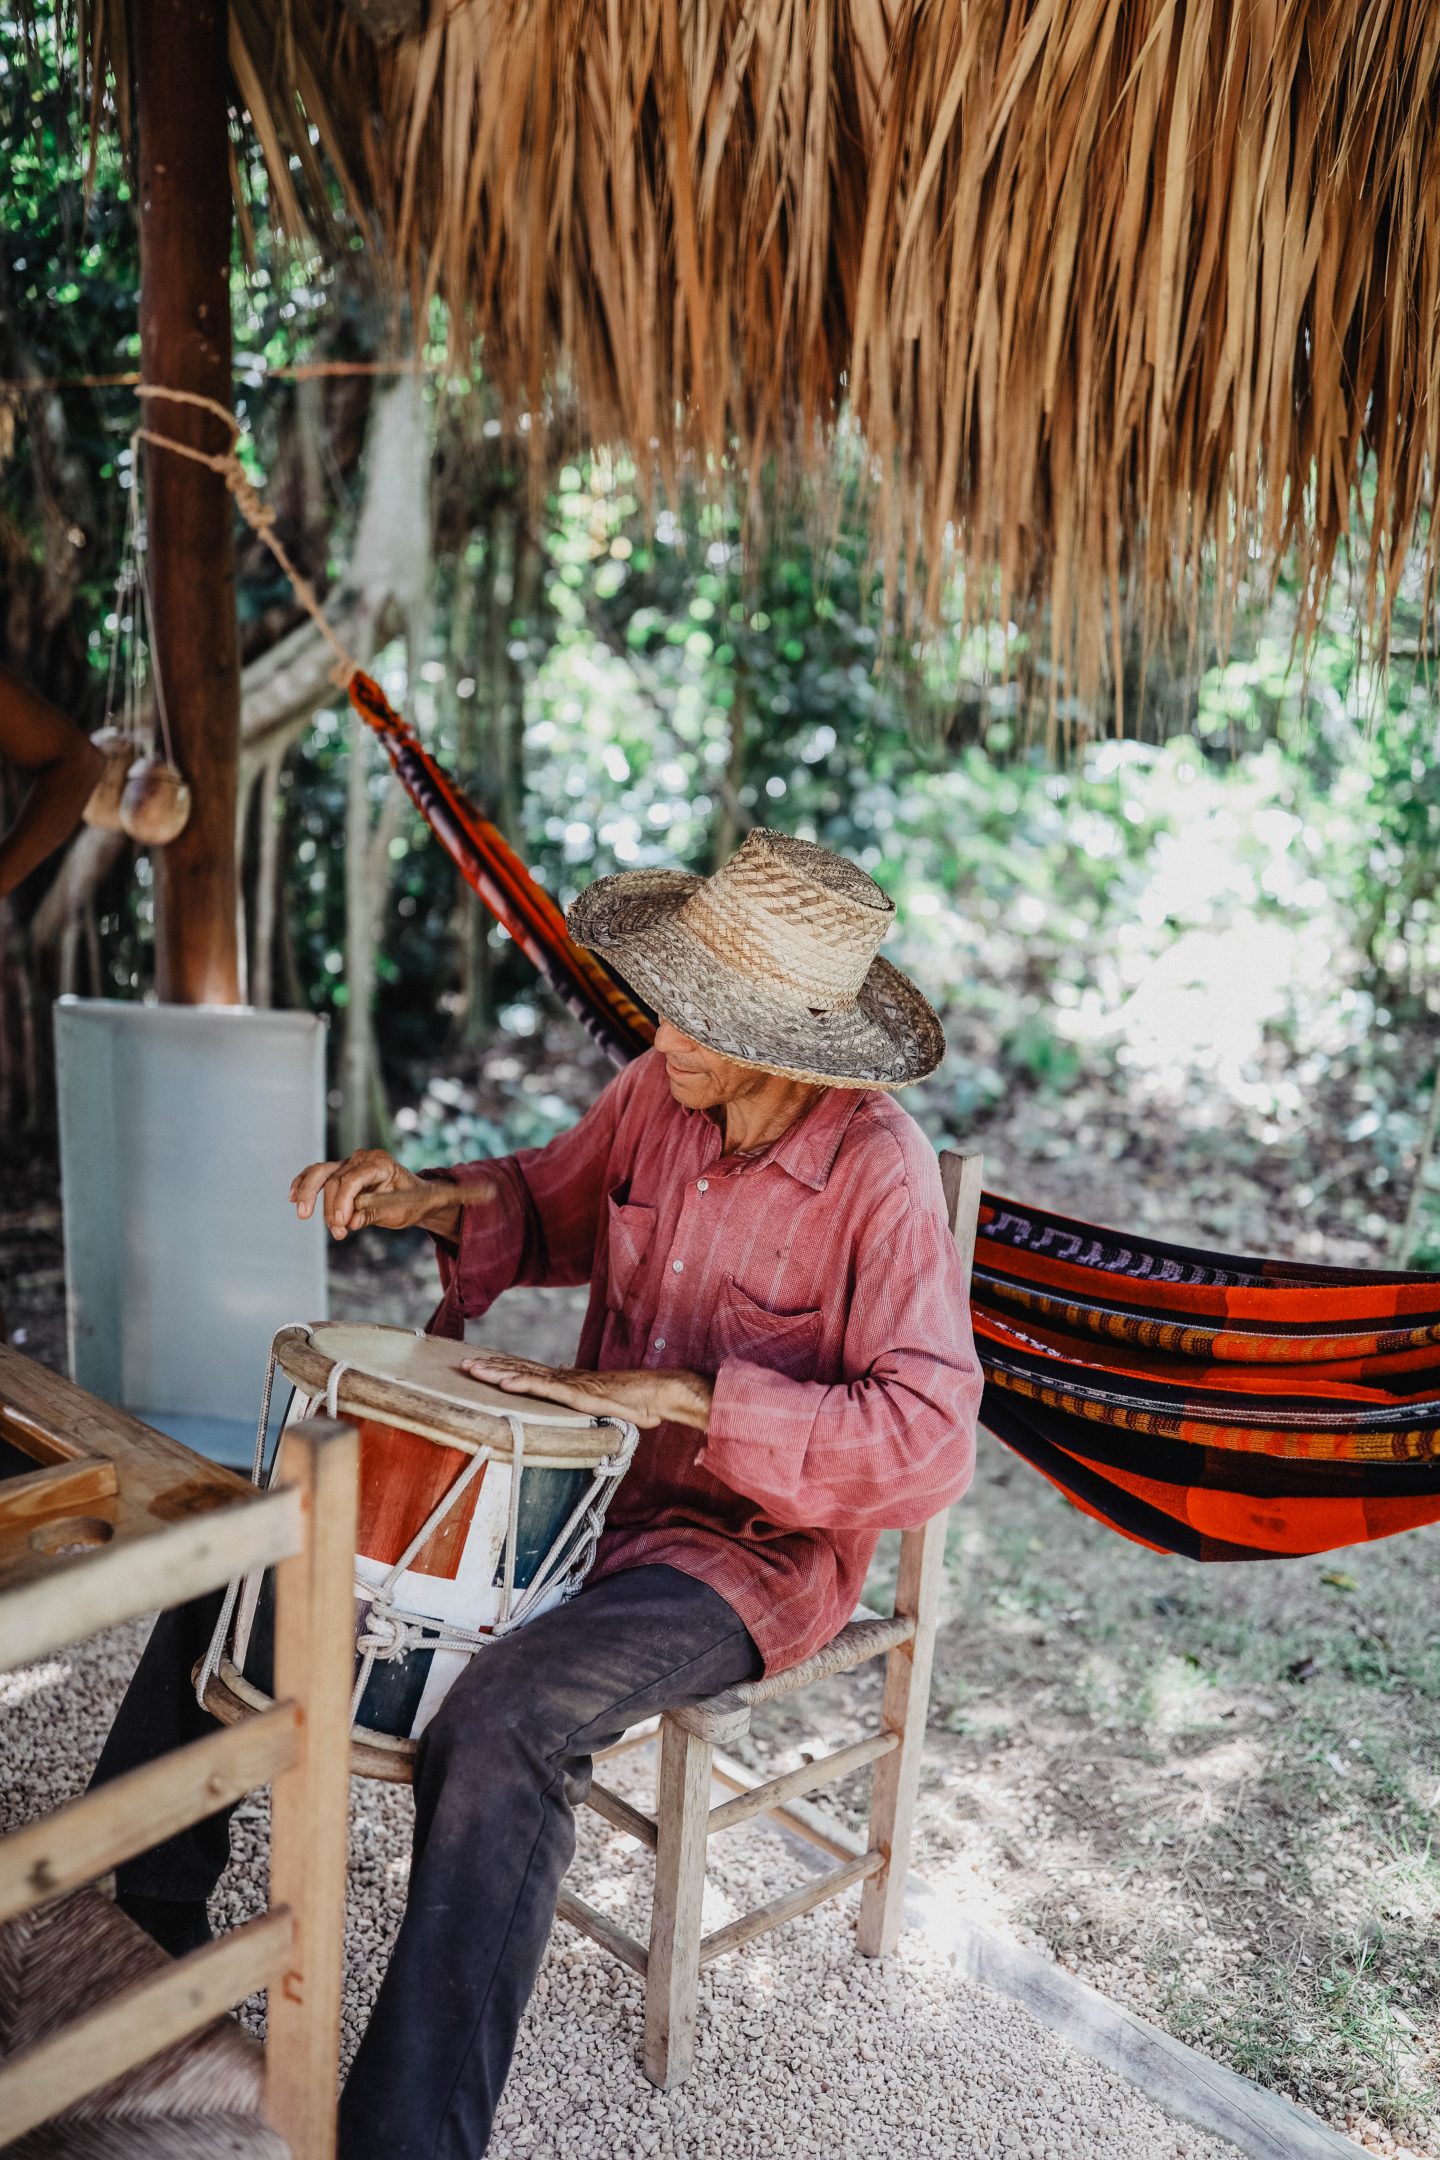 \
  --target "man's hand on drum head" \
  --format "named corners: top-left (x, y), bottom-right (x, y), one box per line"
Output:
top-left (289, 1149), bottom-right (494, 1242)
top-left (460, 1352), bottom-right (714, 1434)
